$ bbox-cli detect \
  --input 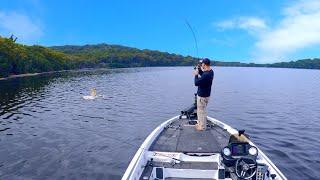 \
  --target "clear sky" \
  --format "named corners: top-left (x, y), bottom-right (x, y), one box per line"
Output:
top-left (0, 0), bottom-right (319, 63)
